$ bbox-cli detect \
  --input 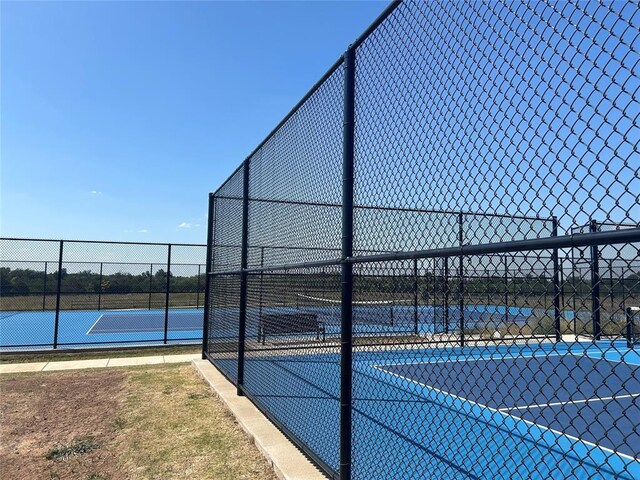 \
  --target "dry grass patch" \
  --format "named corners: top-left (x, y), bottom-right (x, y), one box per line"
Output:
top-left (1, 364), bottom-right (279, 480)
top-left (114, 363), bottom-right (278, 480)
